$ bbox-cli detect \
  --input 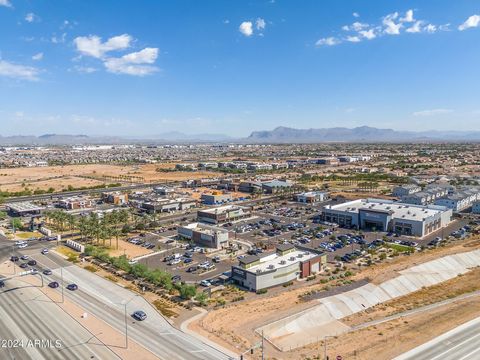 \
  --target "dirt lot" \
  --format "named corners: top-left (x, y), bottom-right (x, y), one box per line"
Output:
top-left (191, 236), bottom-right (480, 358)
top-left (0, 164), bottom-right (218, 192)
top-left (318, 296), bottom-right (480, 360)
